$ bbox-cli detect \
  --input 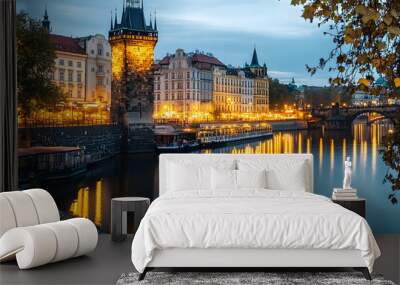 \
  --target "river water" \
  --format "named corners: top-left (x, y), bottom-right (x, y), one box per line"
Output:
top-left (43, 122), bottom-right (400, 234)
